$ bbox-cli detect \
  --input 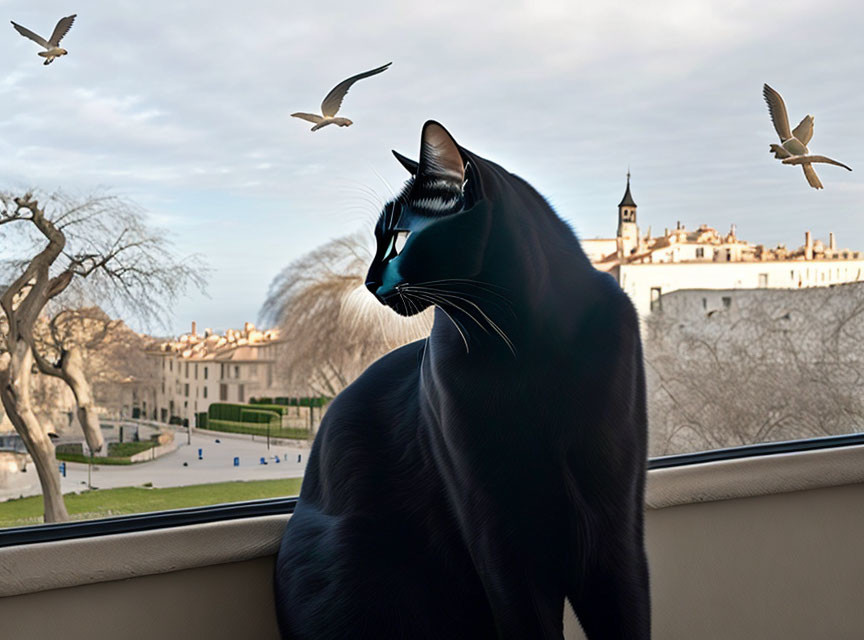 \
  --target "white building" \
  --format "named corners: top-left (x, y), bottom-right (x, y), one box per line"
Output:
top-left (582, 174), bottom-right (864, 316)
top-left (146, 322), bottom-right (286, 423)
